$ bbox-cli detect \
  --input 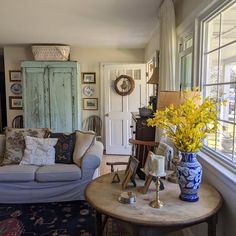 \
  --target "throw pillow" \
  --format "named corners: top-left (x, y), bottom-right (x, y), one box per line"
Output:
top-left (73, 130), bottom-right (96, 167)
top-left (50, 132), bottom-right (76, 164)
top-left (20, 136), bottom-right (58, 166)
top-left (2, 128), bottom-right (50, 165)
